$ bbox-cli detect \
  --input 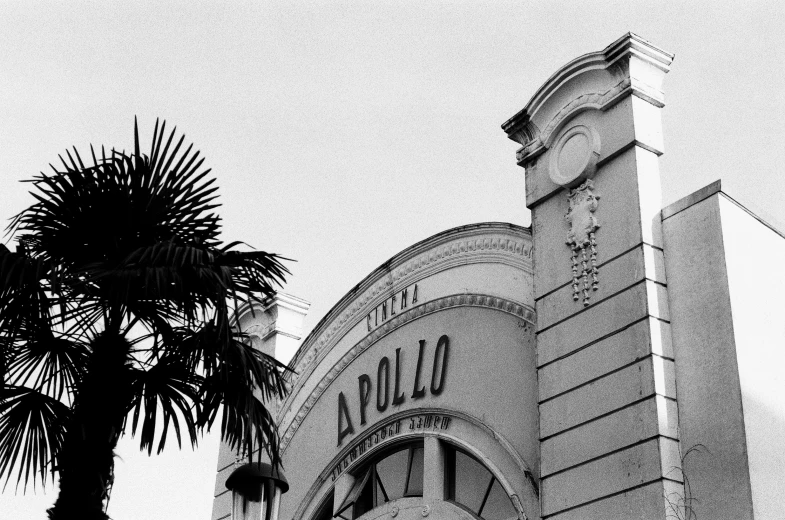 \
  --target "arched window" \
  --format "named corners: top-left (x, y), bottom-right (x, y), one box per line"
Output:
top-left (328, 439), bottom-right (518, 520)
top-left (445, 446), bottom-right (517, 520)
top-left (312, 491), bottom-right (334, 520)
top-left (336, 442), bottom-right (424, 519)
